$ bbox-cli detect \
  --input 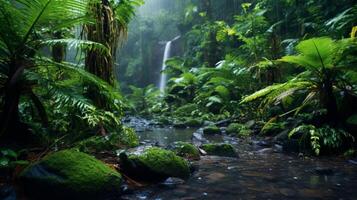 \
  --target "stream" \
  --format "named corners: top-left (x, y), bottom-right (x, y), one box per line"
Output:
top-left (122, 119), bottom-right (357, 200)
